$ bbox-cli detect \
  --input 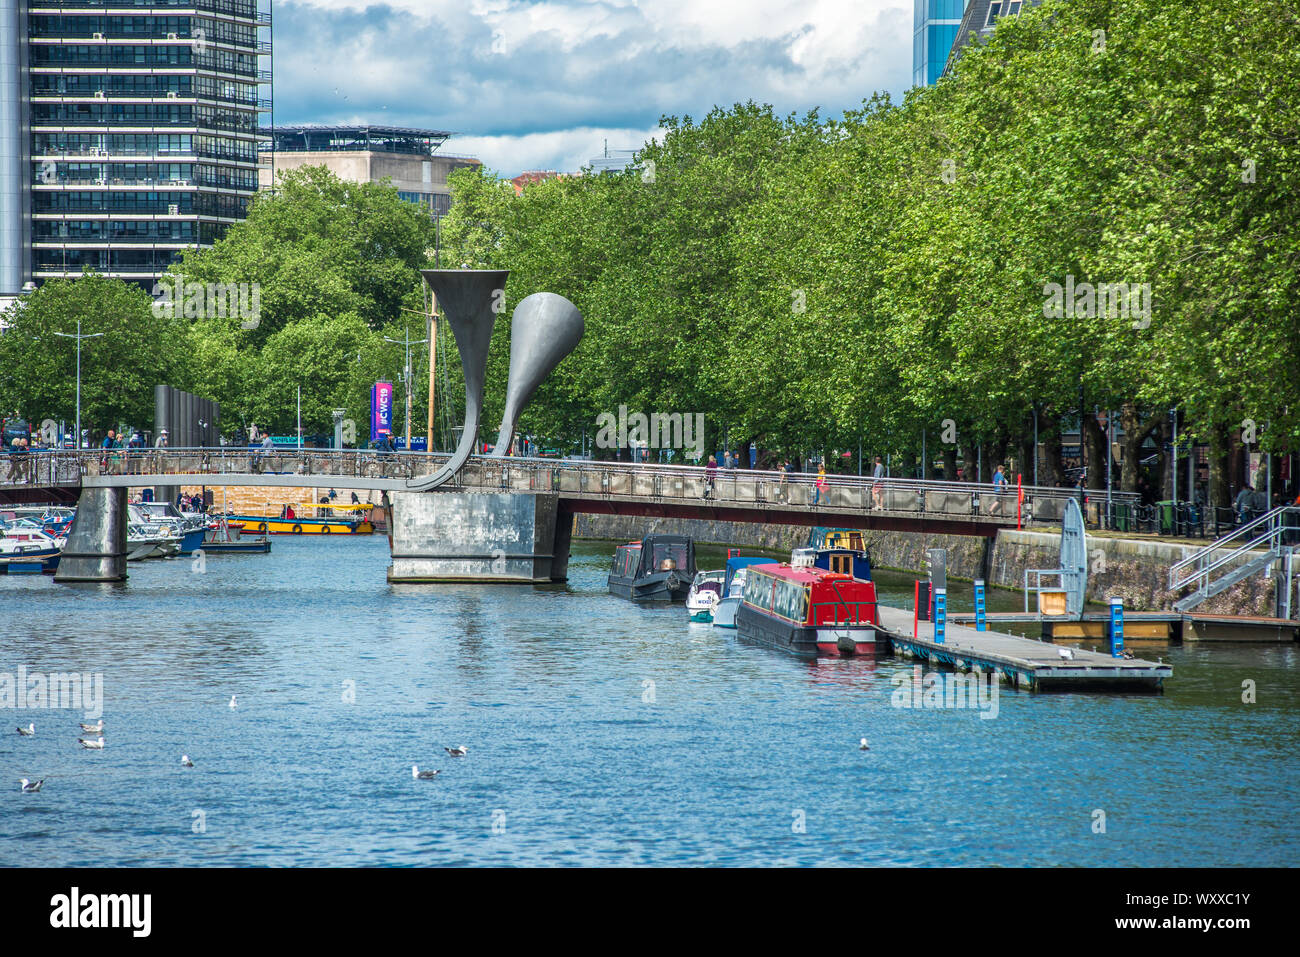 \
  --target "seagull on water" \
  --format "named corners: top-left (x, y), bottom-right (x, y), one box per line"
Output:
top-left (181, 755), bottom-right (194, 767)
top-left (80, 720), bottom-right (103, 733)
top-left (859, 738), bottom-right (870, 751)
top-left (19, 778), bottom-right (43, 793)
top-left (444, 746), bottom-right (468, 757)
top-left (16, 723), bottom-right (34, 736)
top-left (1058, 647), bottom-right (1074, 661)
top-left (229, 695), bottom-right (237, 709)
top-left (412, 765), bottom-right (440, 779)
top-left (78, 736), bottom-right (105, 750)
